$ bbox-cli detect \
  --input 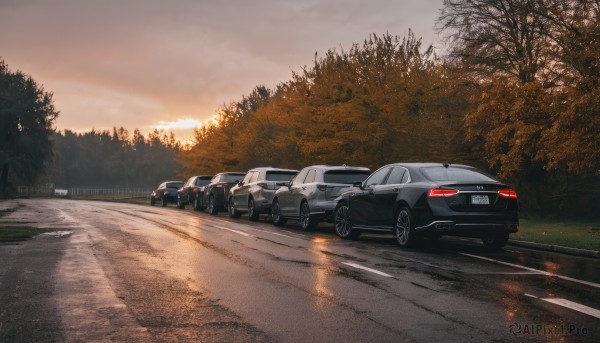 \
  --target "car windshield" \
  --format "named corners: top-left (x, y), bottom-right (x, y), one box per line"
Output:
top-left (265, 171), bottom-right (297, 182)
top-left (166, 182), bottom-right (184, 189)
top-left (323, 170), bottom-right (370, 184)
top-left (420, 166), bottom-right (497, 182)
top-left (221, 174), bottom-right (245, 183)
